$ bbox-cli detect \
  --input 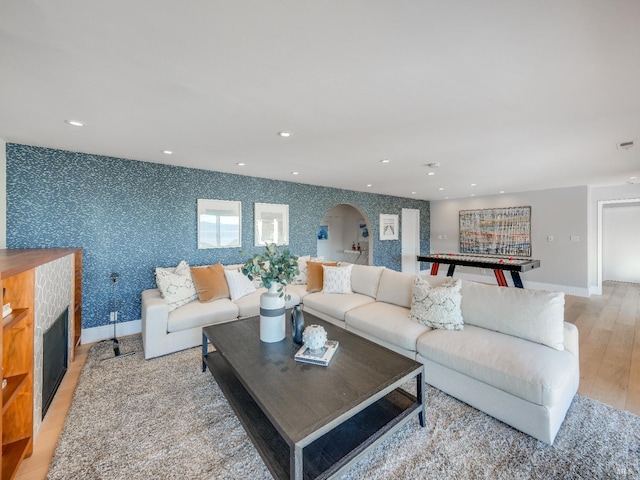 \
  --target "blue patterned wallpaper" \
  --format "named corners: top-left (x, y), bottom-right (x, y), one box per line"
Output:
top-left (6, 144), bottom-right (430, 329)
